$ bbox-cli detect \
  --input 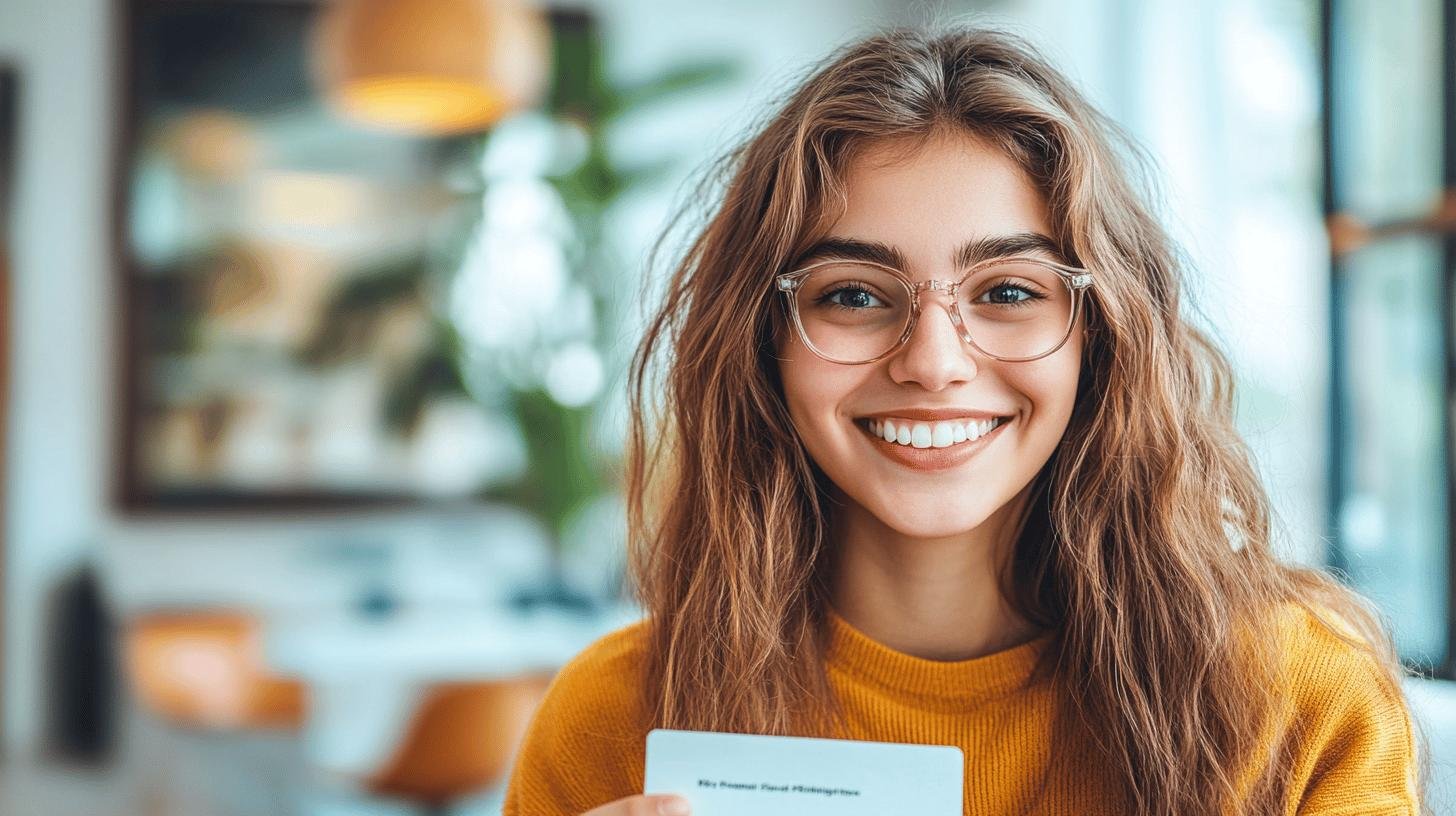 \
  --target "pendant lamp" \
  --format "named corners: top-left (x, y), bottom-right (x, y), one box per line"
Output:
top-left (313, 0), bottom-right (551, 136)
